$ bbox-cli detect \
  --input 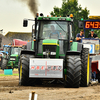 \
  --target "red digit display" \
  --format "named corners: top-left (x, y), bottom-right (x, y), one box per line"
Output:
top-left (94, 22), bottom-right (99, 28)
top-left (90, 22), bottom-right (94, 28)
top-left (85, 21), bottom-right (100, 29)
top-left (85, 22), bottom-right (90, 28)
